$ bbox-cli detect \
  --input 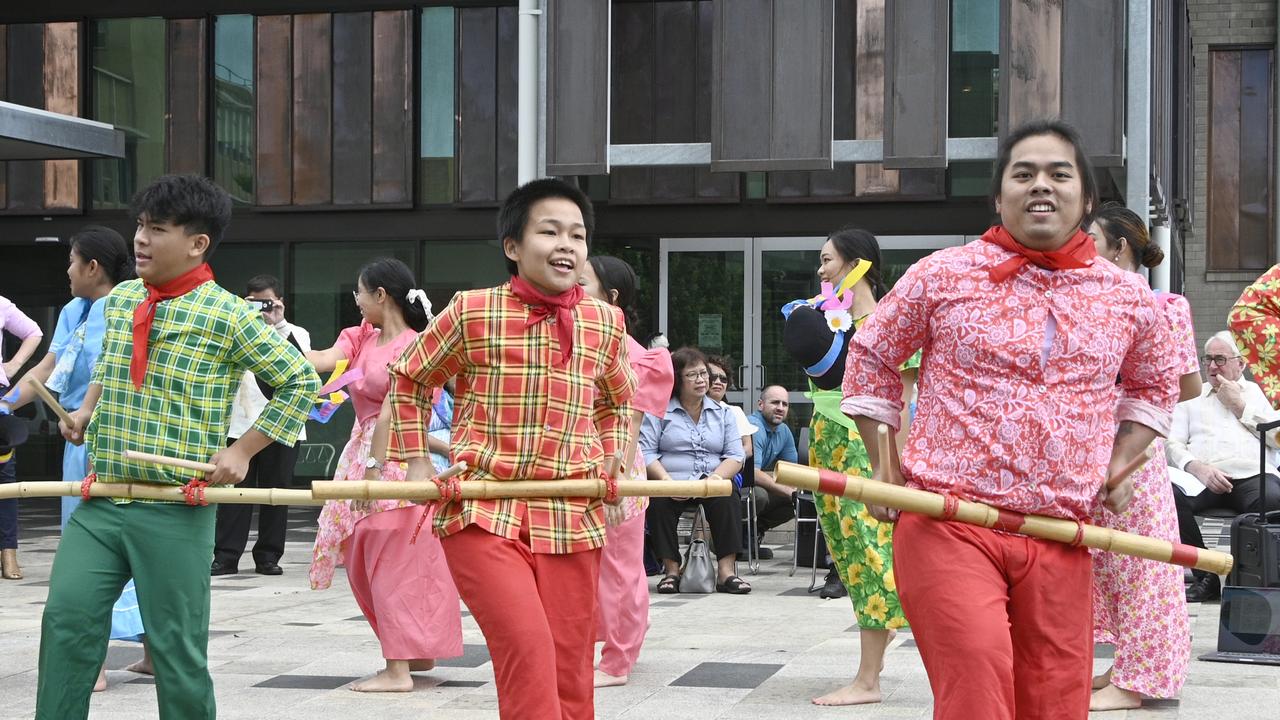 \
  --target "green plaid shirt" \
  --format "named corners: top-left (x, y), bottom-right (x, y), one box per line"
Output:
top-left (88, 279), bottom-right (318, 499)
